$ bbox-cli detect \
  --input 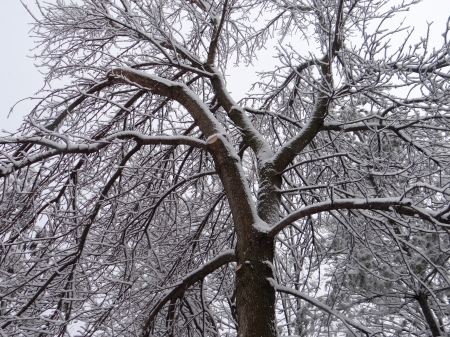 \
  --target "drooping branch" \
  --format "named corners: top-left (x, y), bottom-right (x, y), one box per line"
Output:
top-left (1, 143), bottom-right (142, 329)
top-left (140, 250), bottom-right (236, 337)
top-left (11, 79), bottom-right (120, 159)
top-left (3, 1), bottom-right (449, 336)
top-left (0, 133), bottom-right (208, 177)
top-left (110, 68), bottom-right (266, 238)
top-left (138, 170), bottom-right (217, 232)
top-left (266, 197), bottom-right (419, 238)
top-left (393, 129), bottom-right (444, 167)
top-left (268, 279), bottom-right (378, 336)
top-left (417, 293), bottom-right (444, 337)
top-left (45, 79), bottom-right (119, 131)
